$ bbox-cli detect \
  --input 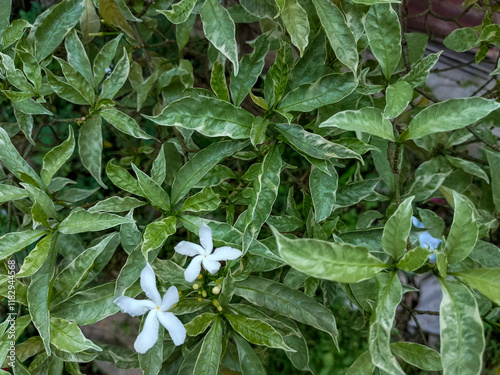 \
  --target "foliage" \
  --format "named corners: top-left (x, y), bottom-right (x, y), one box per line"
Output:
top-left (0, 0), bottom-right (500, 374)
